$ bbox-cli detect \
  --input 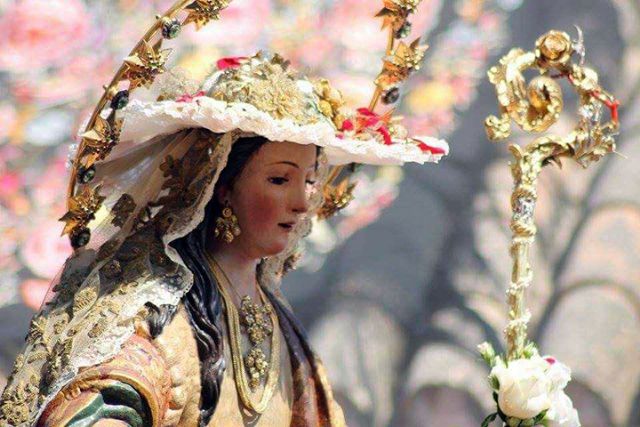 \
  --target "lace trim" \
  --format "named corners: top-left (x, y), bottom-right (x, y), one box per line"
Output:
top-left (118, 97), bottom-right (447, 166)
